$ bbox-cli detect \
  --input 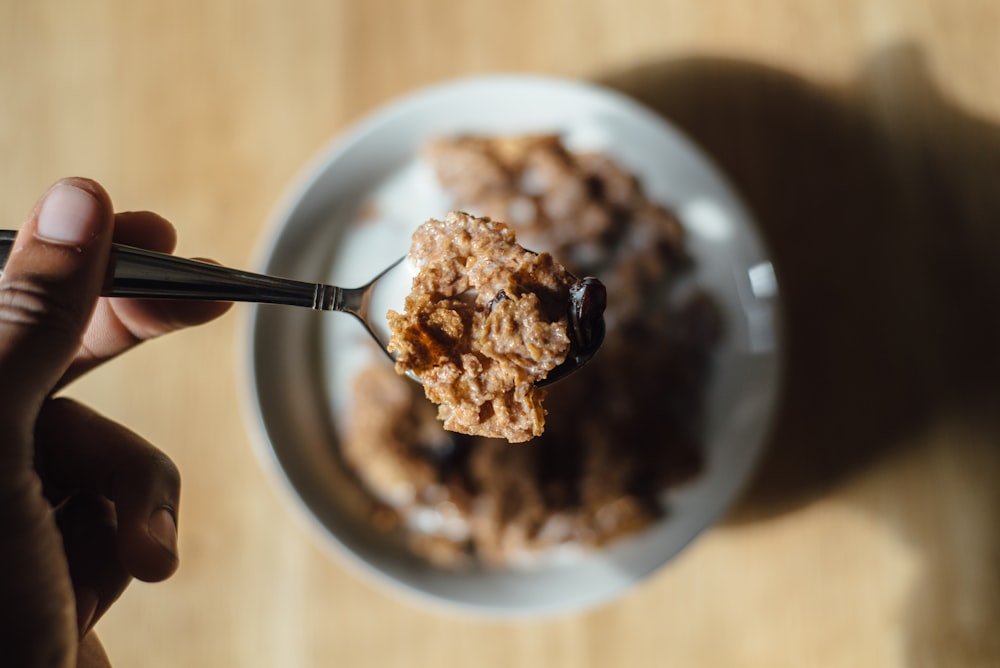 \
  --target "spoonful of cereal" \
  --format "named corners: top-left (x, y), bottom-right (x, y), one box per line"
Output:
top-left (387, 212), bottom-right (606, 442)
